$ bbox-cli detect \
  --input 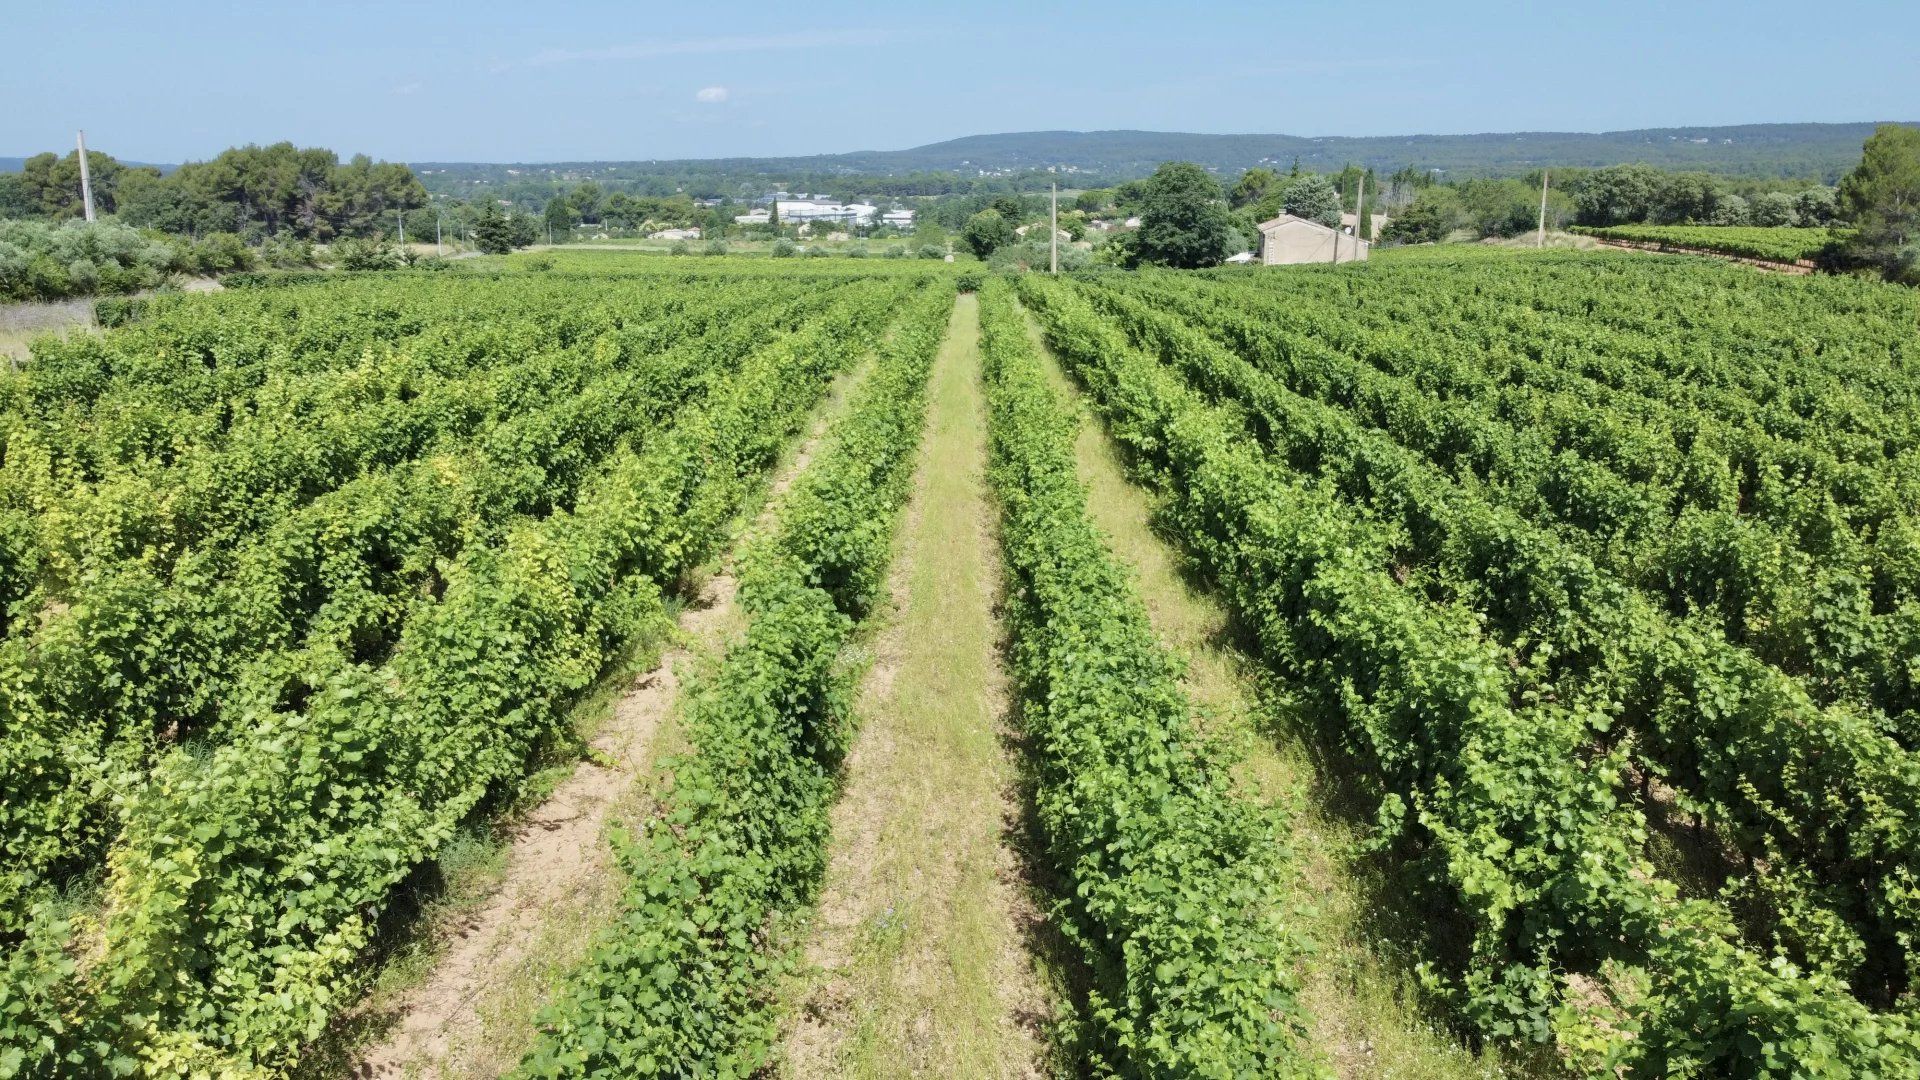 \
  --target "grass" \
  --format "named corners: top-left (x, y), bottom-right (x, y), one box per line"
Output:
top-left (1025, 312), bottom-right (1535, 1080)
top-left (778, 294), bottom-right (1057, 1078)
